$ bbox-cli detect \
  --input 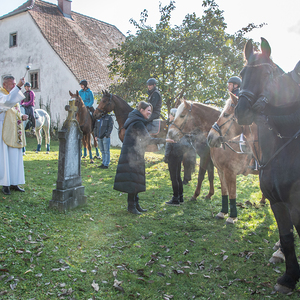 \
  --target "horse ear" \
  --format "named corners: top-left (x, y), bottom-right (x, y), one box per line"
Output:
top-left (76, 90), bottom-right (79, 97)
top-left (261, 37), bottom-right (271, 58)
top-left (69, 91), bottom-right (73, 97)
top-left (102, 90), bottom-right (105, 95)
top-left (244, 39), bottom-right (254, 61)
